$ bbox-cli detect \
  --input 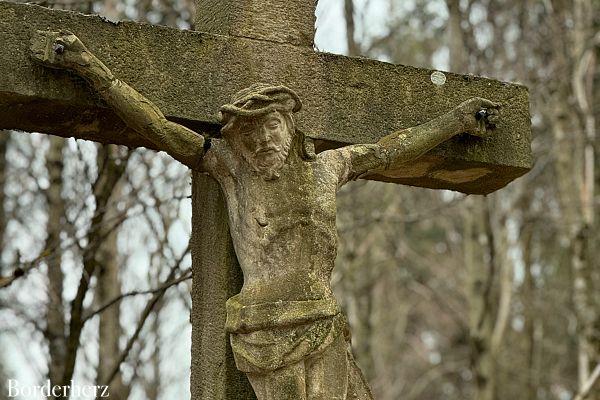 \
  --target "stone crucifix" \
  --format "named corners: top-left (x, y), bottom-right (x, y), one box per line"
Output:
top-left (0, 0), bottom-right (531, 398)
